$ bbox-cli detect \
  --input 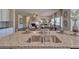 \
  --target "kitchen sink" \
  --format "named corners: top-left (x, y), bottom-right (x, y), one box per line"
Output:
top-left (27, 35), bottom-right (62, 43)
